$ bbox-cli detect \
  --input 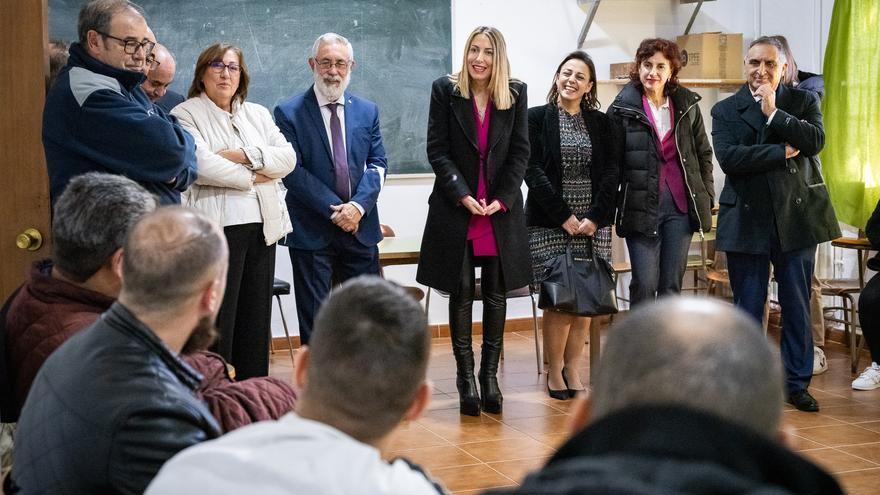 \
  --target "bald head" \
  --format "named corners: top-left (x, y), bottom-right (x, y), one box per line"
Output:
top-left (591, 298), bottom-right (785, 437)
top-left (143, 43), bottom-right (177, 102)
top-left (119, 206), bottom-right (228, 314)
